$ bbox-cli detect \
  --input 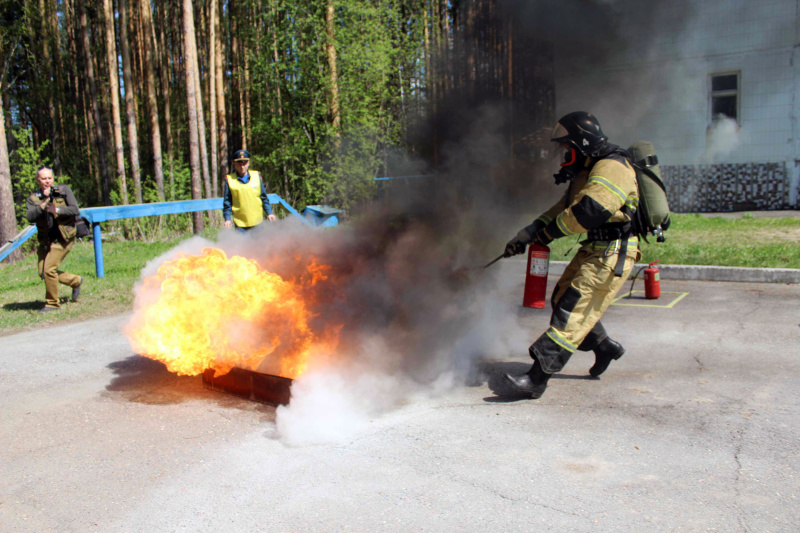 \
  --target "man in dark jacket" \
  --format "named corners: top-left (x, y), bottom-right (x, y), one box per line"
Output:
top-left (25, 166), bottom-right (83, 313)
